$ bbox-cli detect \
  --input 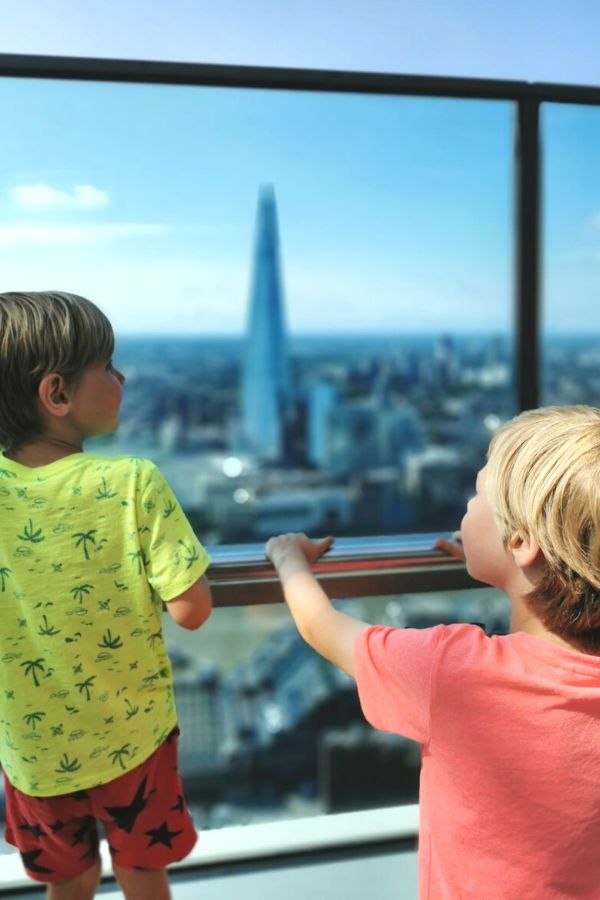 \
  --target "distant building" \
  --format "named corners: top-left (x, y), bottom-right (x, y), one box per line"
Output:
top-left (307, 380), bottom-right (339, 468)
top-left (241, 185), bottom-right (290, 461)
top-left (311, 396), bottom-right (425, 477)
top-left (252, 486), bottom-right (354, 538)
